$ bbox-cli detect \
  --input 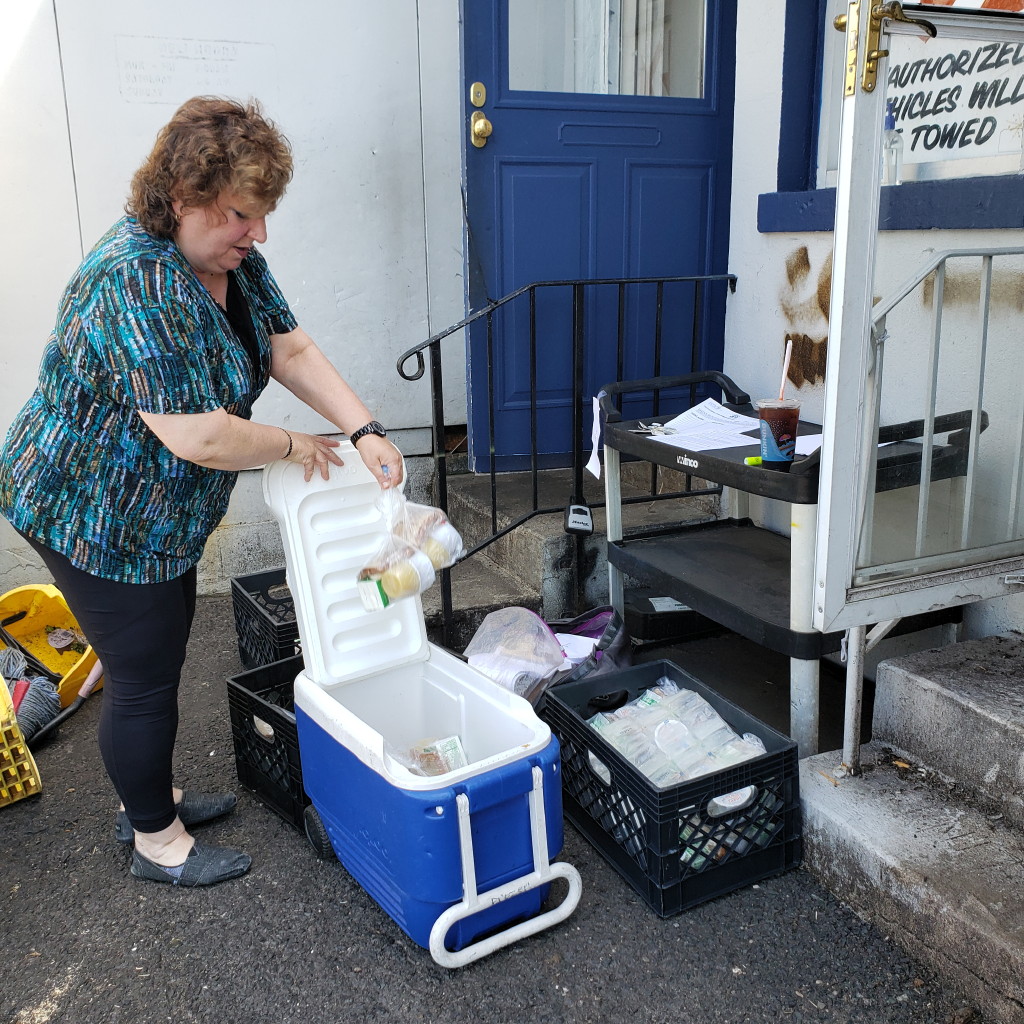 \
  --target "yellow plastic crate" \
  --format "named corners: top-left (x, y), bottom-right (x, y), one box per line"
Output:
top-left (0, 584), bottom-right (99, 708)
top-left (0, 673), bottom-right (41, 807)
